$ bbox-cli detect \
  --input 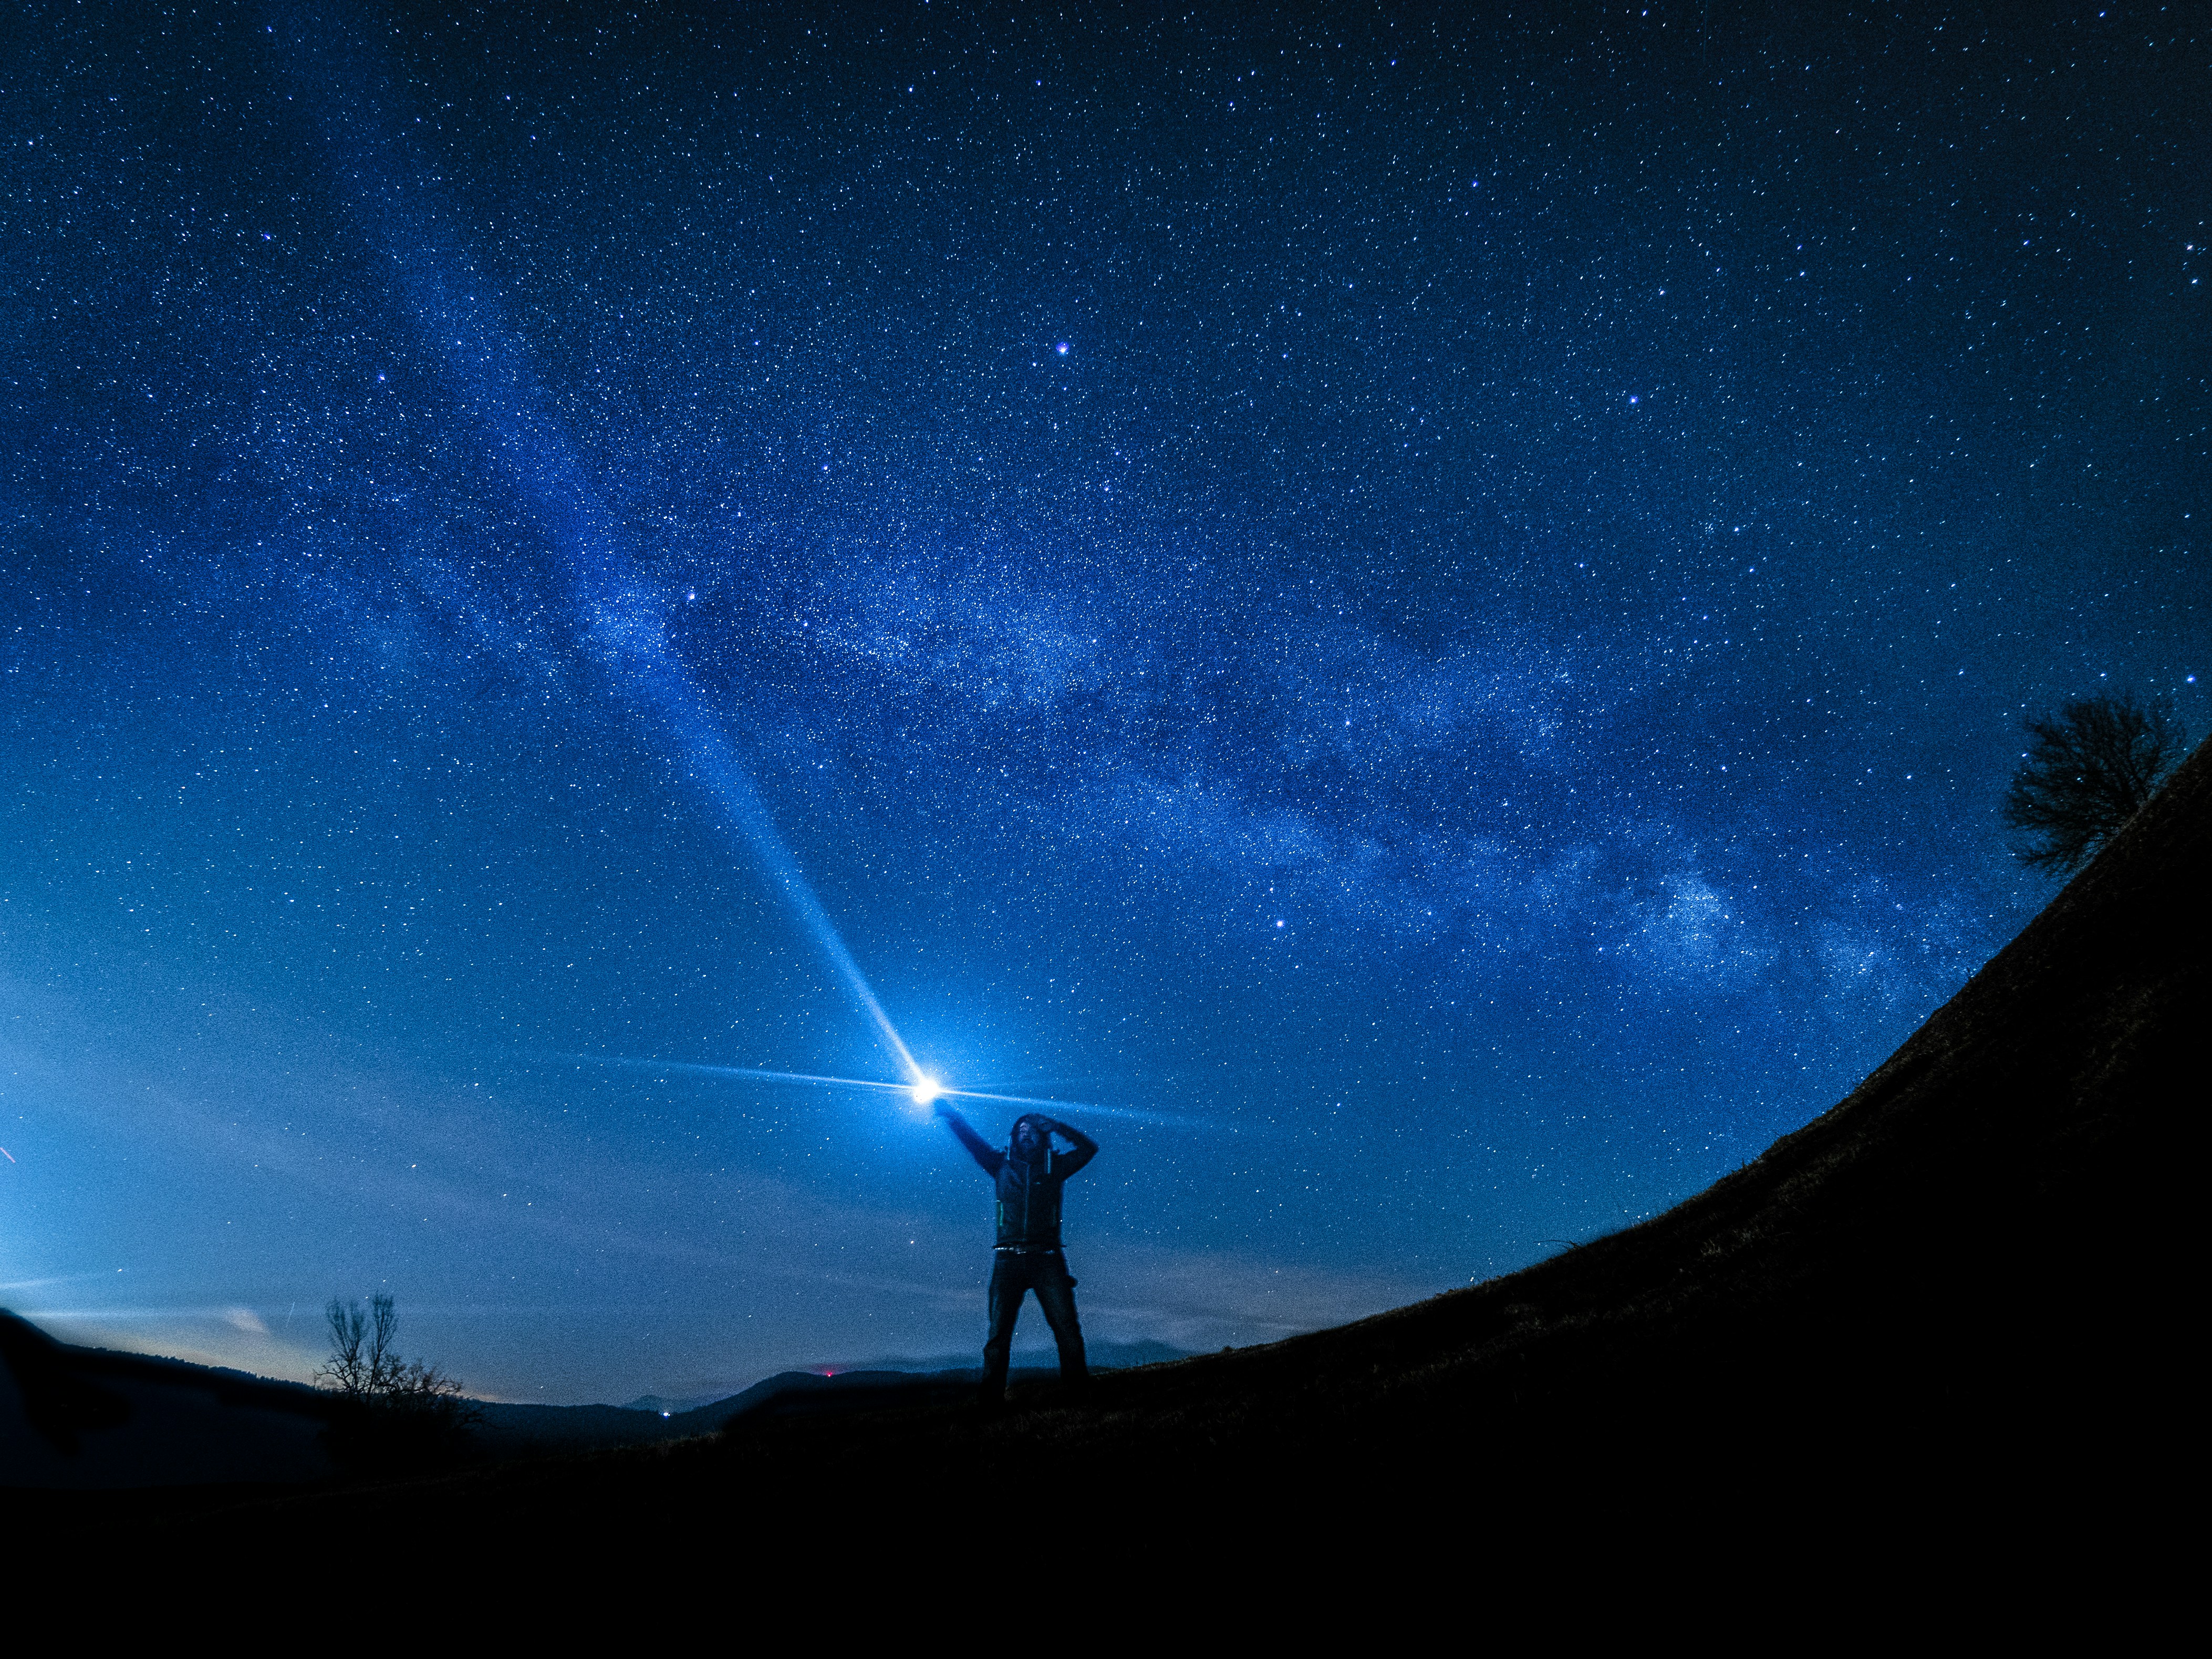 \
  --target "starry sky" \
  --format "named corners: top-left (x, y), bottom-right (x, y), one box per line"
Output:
top-left (3, 2), bottom-right (2204, 1404)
